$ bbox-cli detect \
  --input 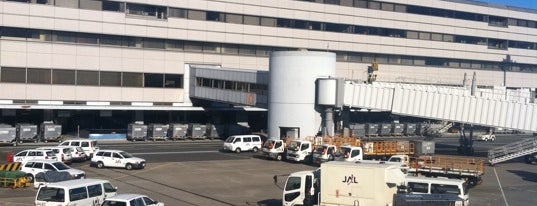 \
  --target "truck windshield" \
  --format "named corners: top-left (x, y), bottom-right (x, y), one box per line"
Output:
top-left (225, 137), bottom-right (235, 143)
top-left (431, 184), bottom-right (460, 195)
top-left (285, 177), bottom-right (301, 191)
top-left (263, 140), bottom-right (274, 148)
top-left (37, 187), bottom-right (65, 202)
top-left (288, 141), bottom-right (300, 151)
